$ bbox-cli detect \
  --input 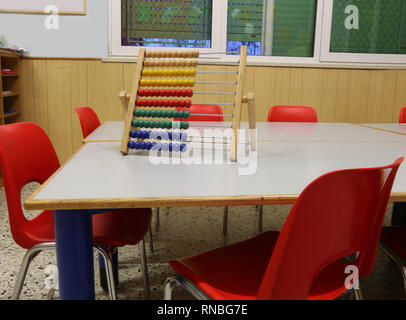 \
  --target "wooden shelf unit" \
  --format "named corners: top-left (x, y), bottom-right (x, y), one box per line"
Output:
top-left (0, 49), bottom-right (22, 125)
